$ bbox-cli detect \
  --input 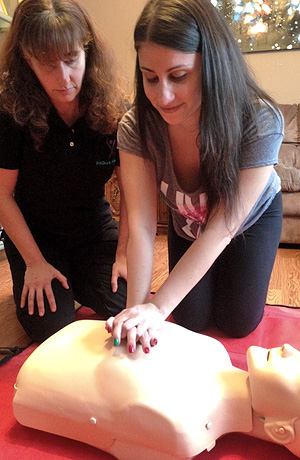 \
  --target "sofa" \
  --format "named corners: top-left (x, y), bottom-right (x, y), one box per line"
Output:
top-left (275, 103), bottom-right (300, 245)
